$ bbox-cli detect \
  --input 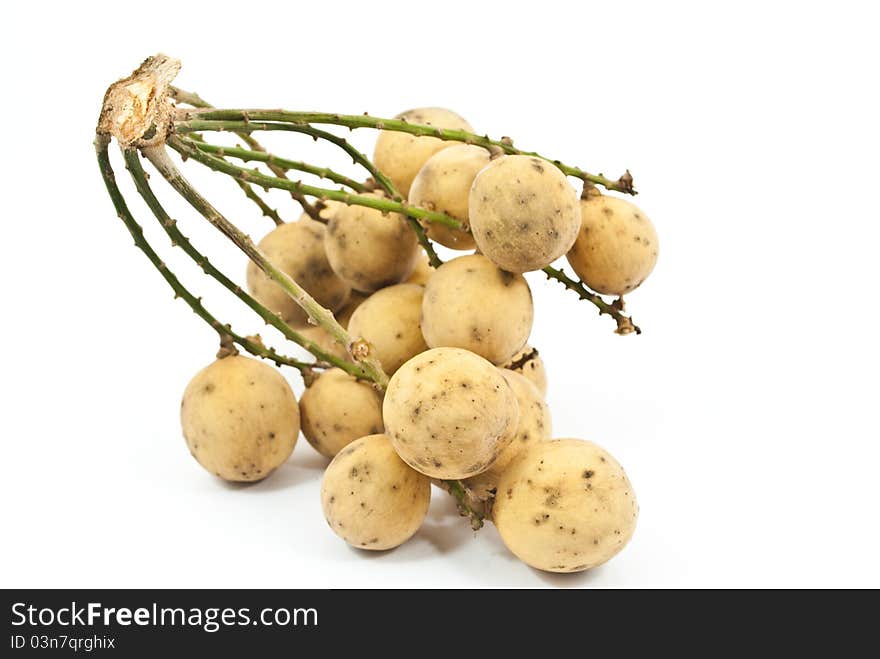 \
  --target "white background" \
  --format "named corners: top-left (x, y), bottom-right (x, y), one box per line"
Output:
top-left (1, 1), bottom-right (878, 588)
